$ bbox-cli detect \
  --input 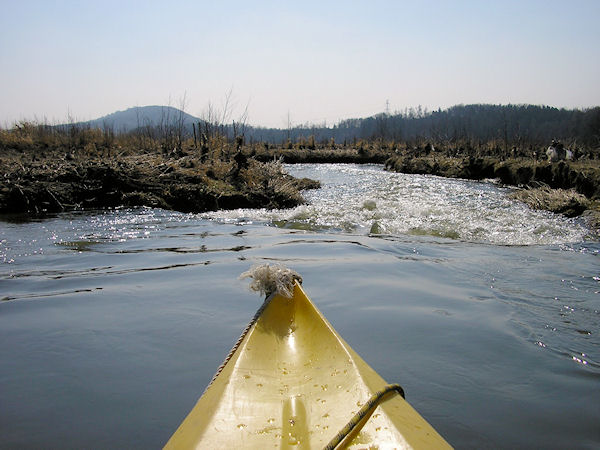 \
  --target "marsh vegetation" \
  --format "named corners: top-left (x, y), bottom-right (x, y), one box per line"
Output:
top-left (1, 103), bottom-right (599, 228)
